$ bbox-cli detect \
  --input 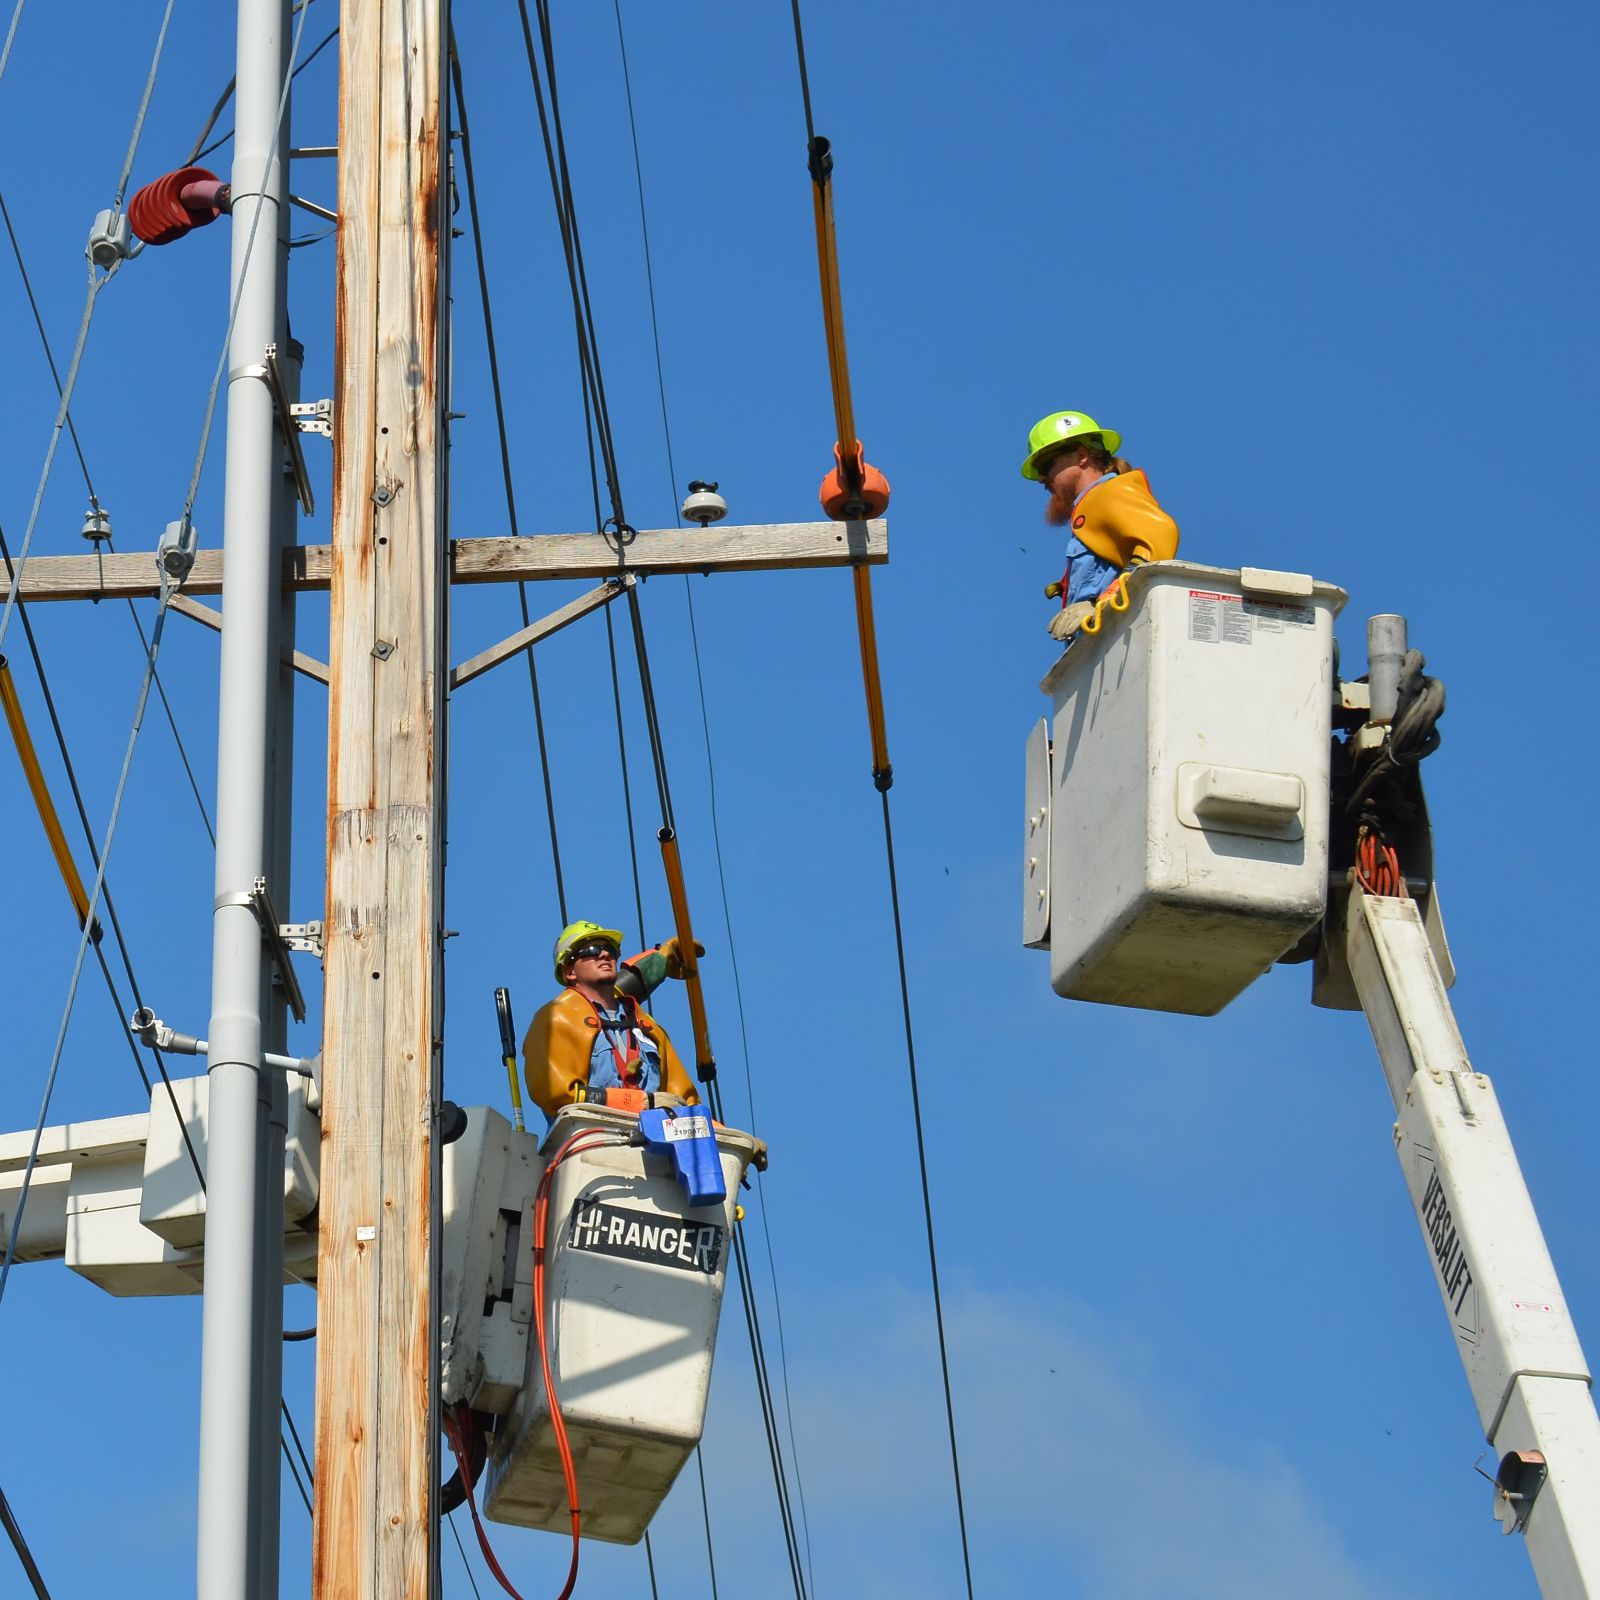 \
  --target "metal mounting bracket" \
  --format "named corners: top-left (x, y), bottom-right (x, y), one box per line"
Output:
top-left (263, 343), bottom-right (315, 517)
top-left (217, 878), bottom-right (309, 1022)
top-left (290, 397), bottom-right (333, 439)
top-left (280, 920), bottom-right (324, 959)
